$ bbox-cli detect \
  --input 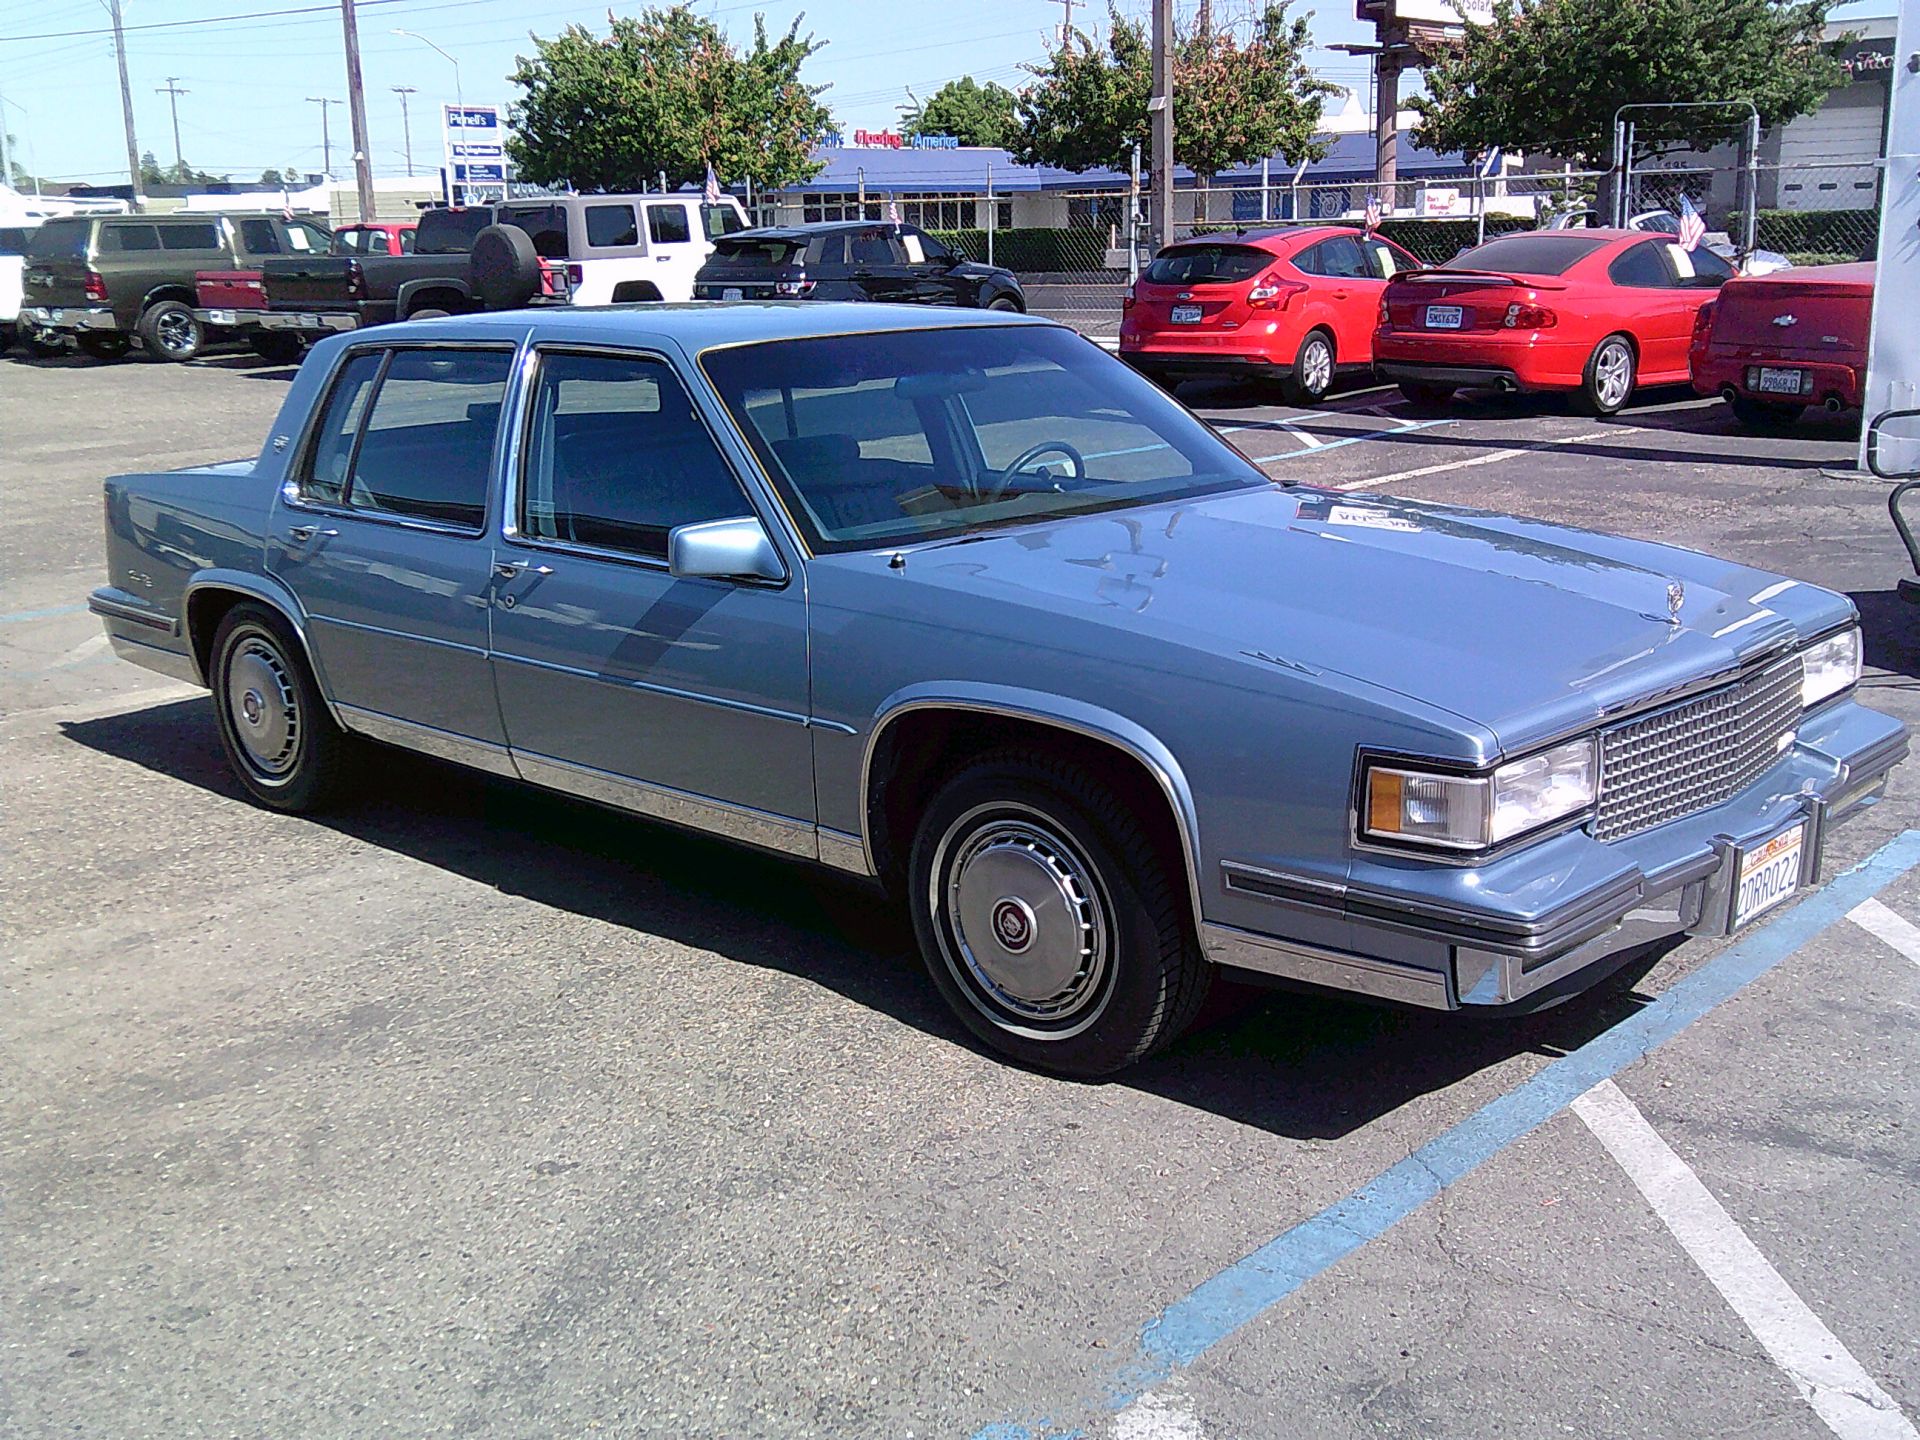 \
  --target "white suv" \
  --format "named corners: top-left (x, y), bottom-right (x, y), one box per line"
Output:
top-left (496, 193), bottom-right (748, 304)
